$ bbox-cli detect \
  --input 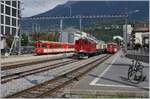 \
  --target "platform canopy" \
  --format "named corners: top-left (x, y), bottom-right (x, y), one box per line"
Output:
top-left (113, 36), bottom-right (123, 41)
